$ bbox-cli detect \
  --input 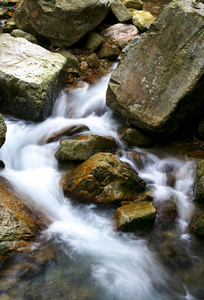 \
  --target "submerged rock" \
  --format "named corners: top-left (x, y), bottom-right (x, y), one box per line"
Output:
top-left (0, 34), bottom-right (67, 122)
top-left (0, 114), bottom-right (6, 148)
top-left (61, 152), bottom-right (146, 205)
top-left (55, 134), bottom-right (117, 162)
top-left (114, 201), bottom-right (156, 231)
top-left (107, 0), bottom-right (204, 136)
top-left (0, 177), bottom-right (47, 259)
top-left (39, 125), bottom-right (90, 145)
top-left (14, 0), bottom-right (111, 47)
